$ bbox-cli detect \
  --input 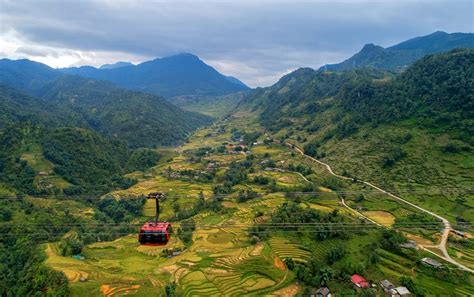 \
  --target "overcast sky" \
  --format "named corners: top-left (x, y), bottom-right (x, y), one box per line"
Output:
top-left (1, 0), bottom-right (472, 87)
